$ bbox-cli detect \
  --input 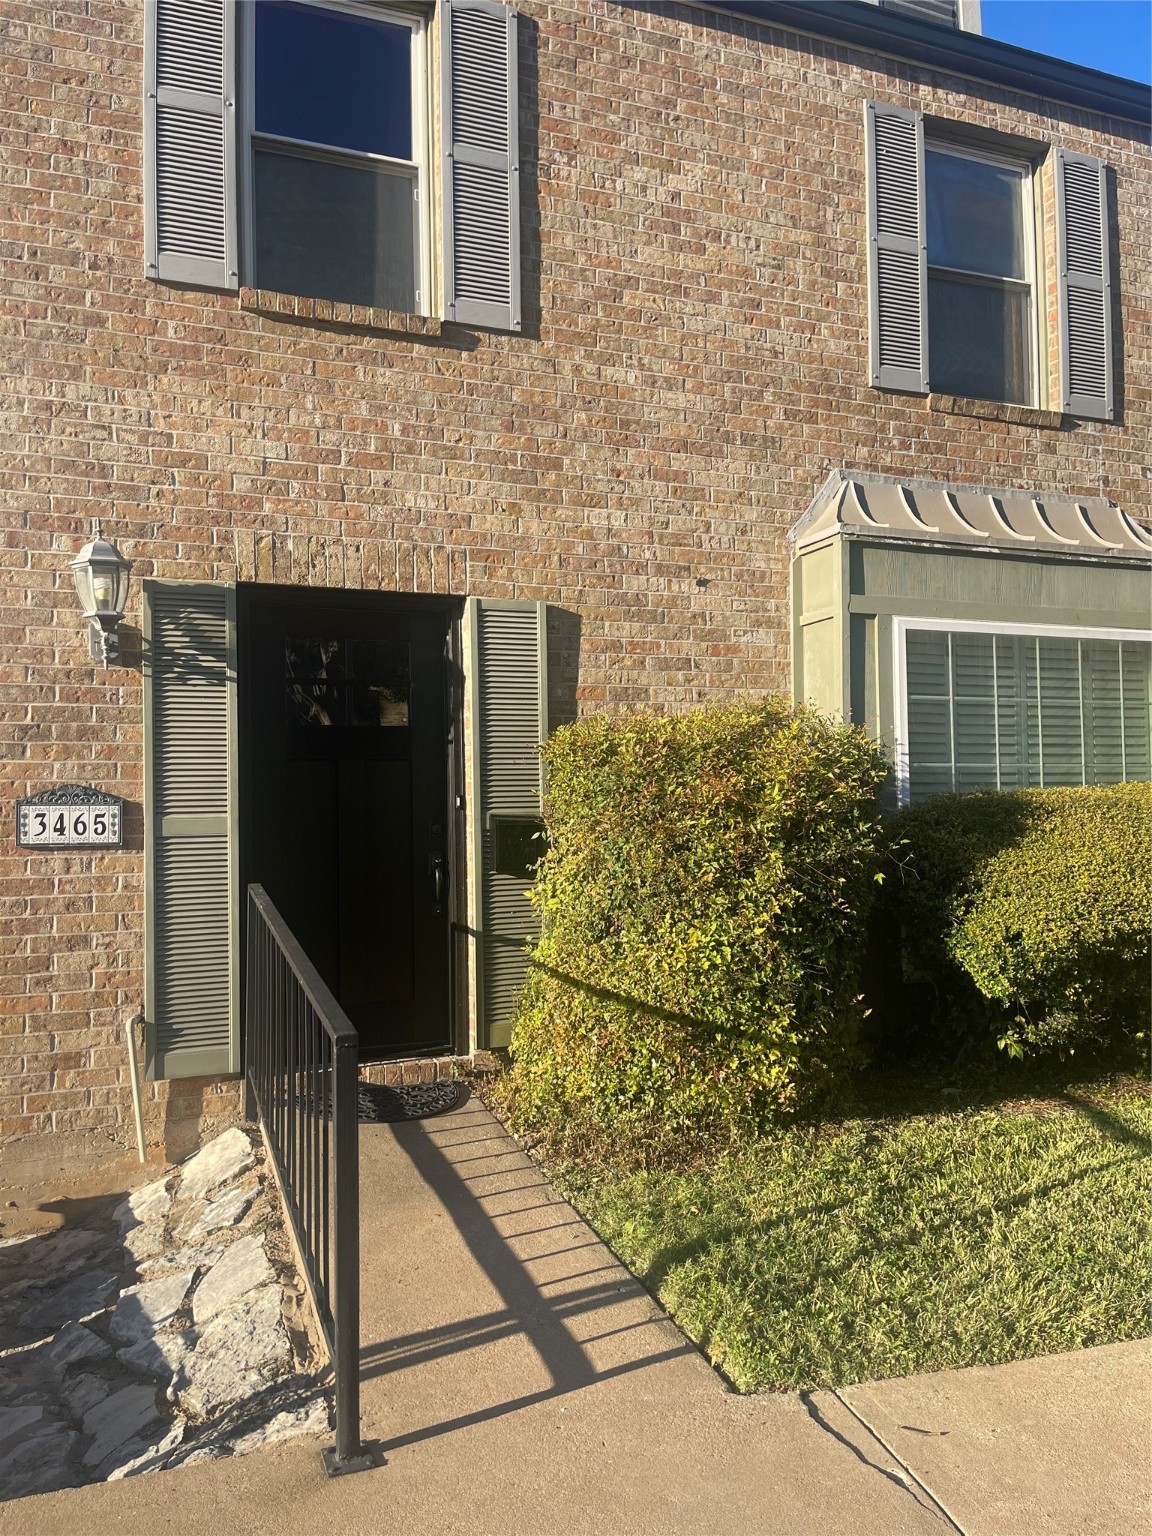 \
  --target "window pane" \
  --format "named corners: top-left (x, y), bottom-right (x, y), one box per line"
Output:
top-left (908, 699), bottom-right (952, 780)
top-left (1081, 641), bottom-right (1124, 784)
top-left (906, 630), bottom-right (949, 697)
top-left (286, 636), bottom-right (343, 679)
top-left (347, 640), bottom-right (410, 727)
top-left (1121, 642), bottom-right (1152, 780)
top-left (908, 764), bottom-right (953, 803)
top-left (254, 149), bottom-right (416, 310)
top-left (928, 274), bottom-right (1030, 405)
top-left (905, 631), bottom-right (1151, 802)
top-left (926, 149), bottom-right (1025, 279)
top-left (255, 1), bottom-right (412, 160)
top-left (288, 681), bottom-right (343, 727)
top-left (951, 632), bottom-right (994, 697)
top-left (1036, 638), bottom-right (1084, 785)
